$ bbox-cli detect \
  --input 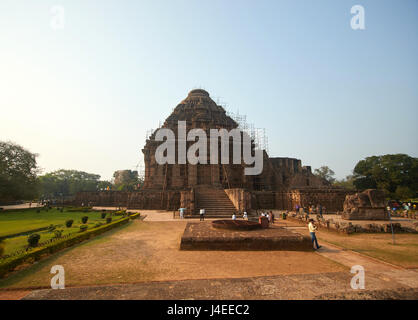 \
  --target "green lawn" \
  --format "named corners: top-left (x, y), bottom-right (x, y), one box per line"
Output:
top-left (0, 208), bottom-right (123, 255)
